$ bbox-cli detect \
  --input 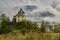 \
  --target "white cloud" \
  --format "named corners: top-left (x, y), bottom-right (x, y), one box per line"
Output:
top-left (0, 0), bottom-right (60, 23)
